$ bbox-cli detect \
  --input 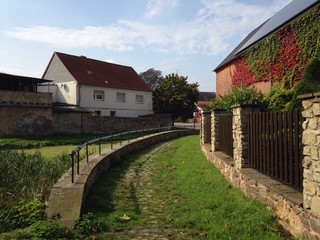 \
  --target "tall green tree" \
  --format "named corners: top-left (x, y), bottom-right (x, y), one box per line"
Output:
top-left (139, 68), bottom-right (164, 90)
top-left (153, 73), bottom-right (199, 121)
